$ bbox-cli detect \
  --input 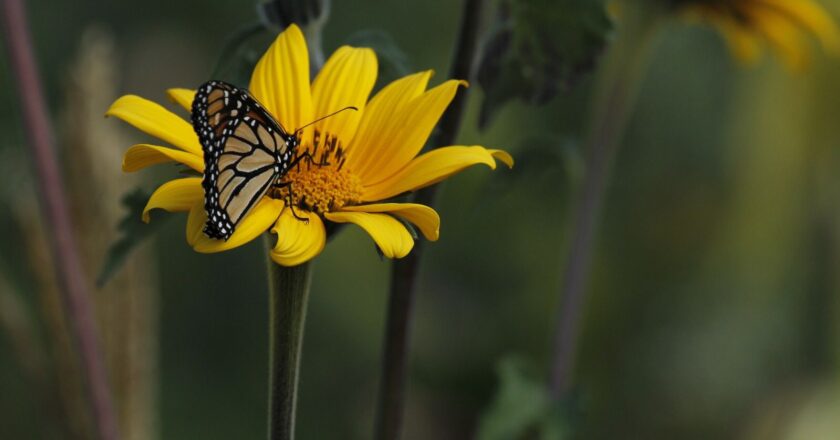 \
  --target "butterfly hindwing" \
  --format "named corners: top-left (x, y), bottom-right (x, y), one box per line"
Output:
top-left (191, 80), bottom-right (297, 240)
